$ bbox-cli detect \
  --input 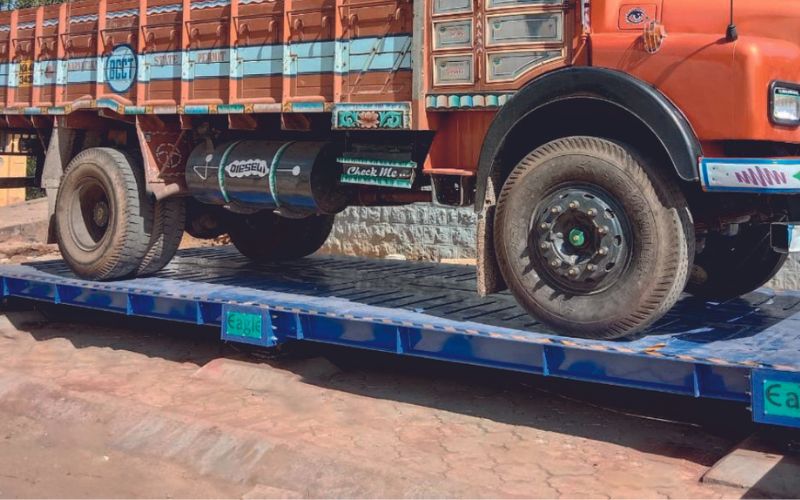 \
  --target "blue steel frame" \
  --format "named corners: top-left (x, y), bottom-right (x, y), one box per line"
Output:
top-left (2, 256), bottom-right (800, 429)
